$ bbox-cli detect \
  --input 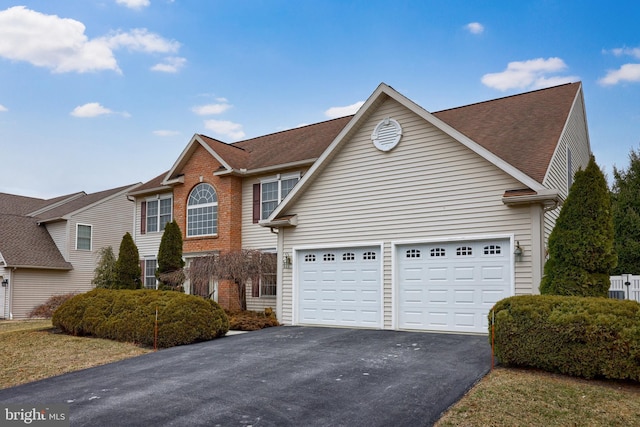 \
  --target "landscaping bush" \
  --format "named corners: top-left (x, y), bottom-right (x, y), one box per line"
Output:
top-left (53, 289), bottom-right (229, 348)
top-left (226, 307), bottom-right (280, 331)
top-left (490, 295), bottom-right (640, 381)
top-left (28, 293), bottom-right (77, 319)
